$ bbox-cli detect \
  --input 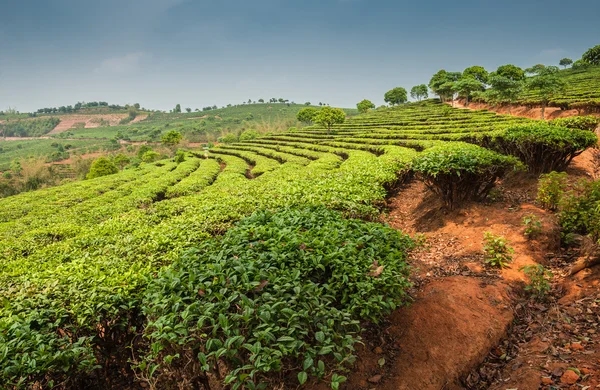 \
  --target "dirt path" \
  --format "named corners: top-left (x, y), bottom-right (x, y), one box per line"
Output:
top-left (48, 113), bottom-right (148, 134)
top-left (451, 100), bottom-right (600, 121)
